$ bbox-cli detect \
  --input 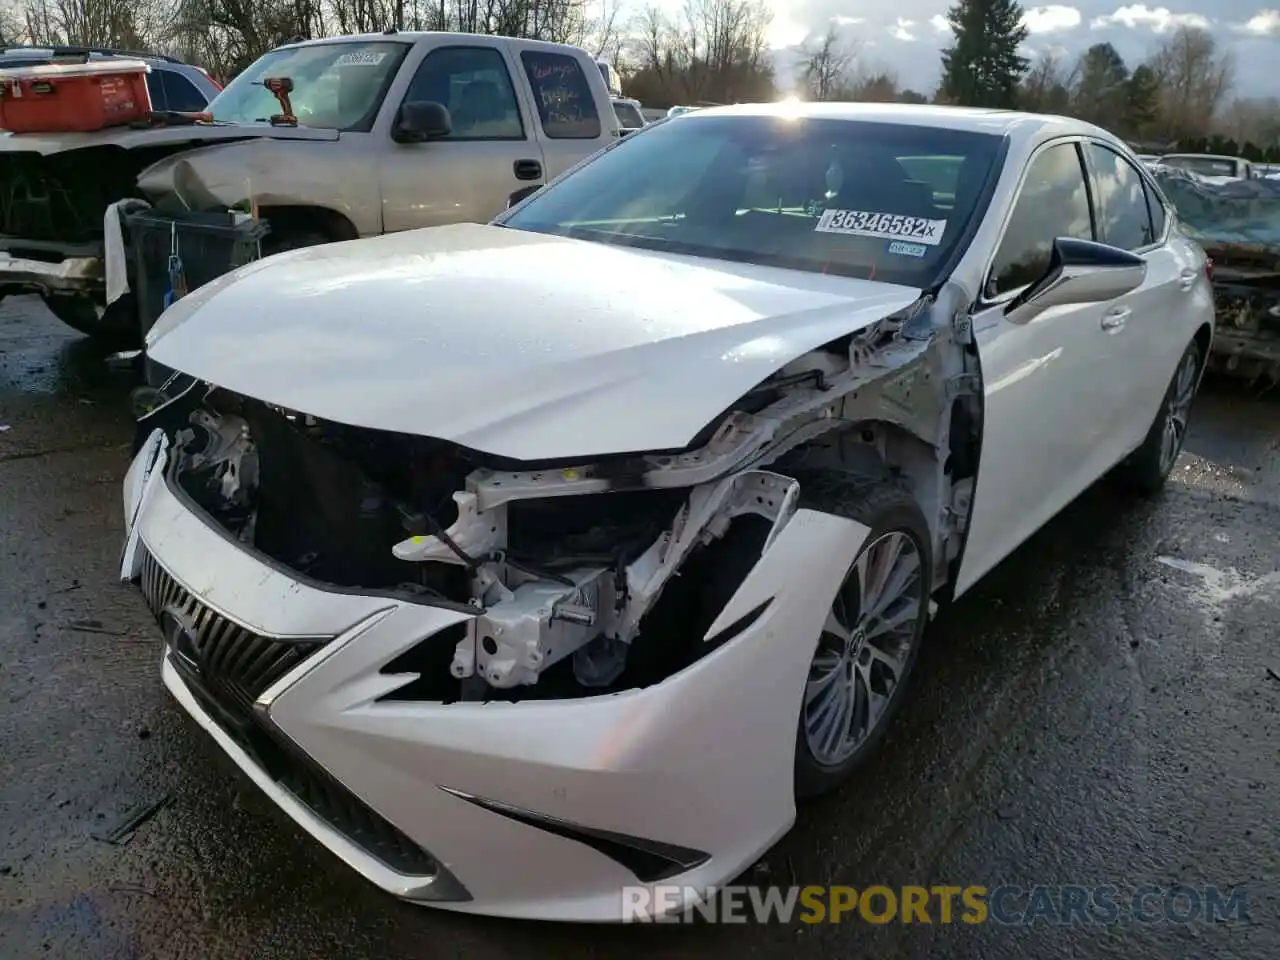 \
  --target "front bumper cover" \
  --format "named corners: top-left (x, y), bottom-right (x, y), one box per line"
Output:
top-left (0, 250), bottom-right (103, 297)
top-left (123, 438), bottom-right (870, 920)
